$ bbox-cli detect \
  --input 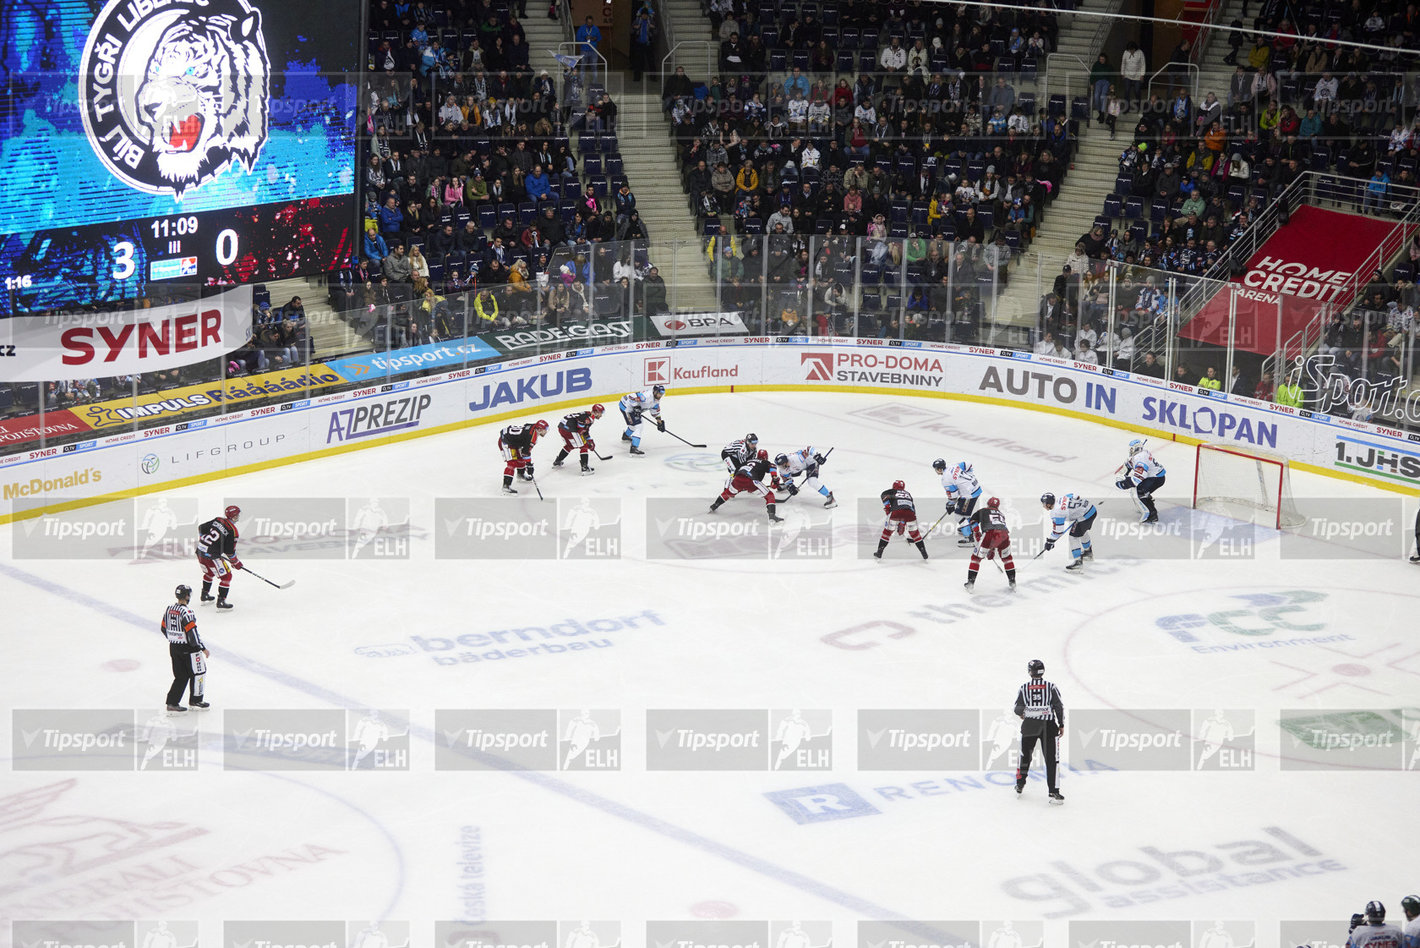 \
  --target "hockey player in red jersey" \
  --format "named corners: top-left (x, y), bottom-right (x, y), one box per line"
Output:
top-left (552, 404), bottom-right (604, 475)
top-left (498, 420), bottom-right (548, 493)
top-left (875, 481), bottom-right (930, 560)
top-left (964, 496), bottom-right (1017, 593)
top-left (196, 505), bottom-right (242, 610)
top-left (708, 449), bottom-right (785, 522)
